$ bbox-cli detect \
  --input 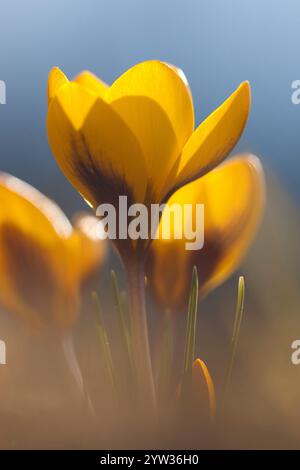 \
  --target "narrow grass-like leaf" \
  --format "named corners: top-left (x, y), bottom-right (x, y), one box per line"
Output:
top-left (91, 291), bottom-right (116, 396)
top-left (183, 266), bottom-right (199, 375)
top-left (224, 276), bottom-right (245, 395)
